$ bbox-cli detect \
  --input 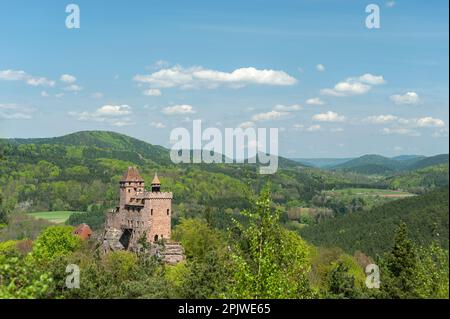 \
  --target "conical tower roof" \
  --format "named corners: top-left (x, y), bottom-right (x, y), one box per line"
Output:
top-left (151, 172), bottom-right (161, 185)
top-left (121, 167), bottom-right (144, 182)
